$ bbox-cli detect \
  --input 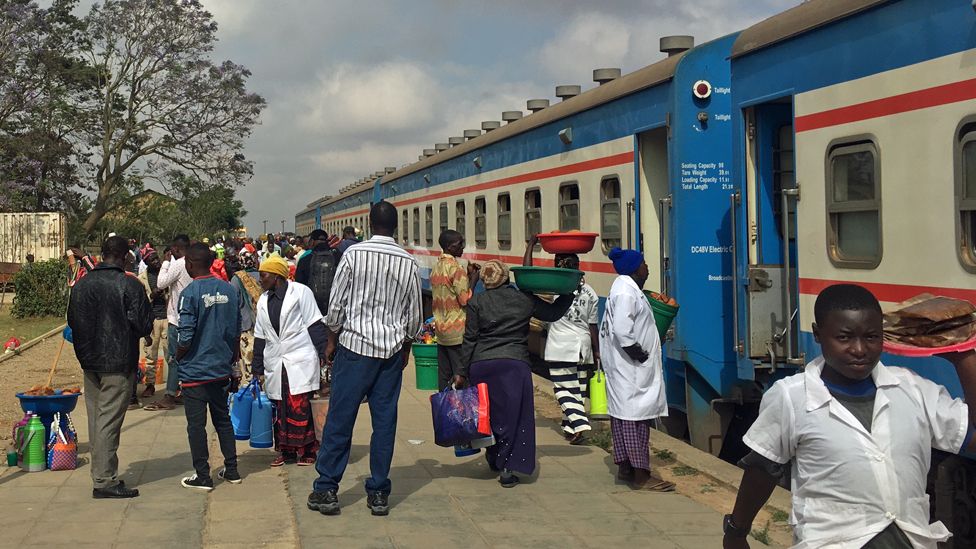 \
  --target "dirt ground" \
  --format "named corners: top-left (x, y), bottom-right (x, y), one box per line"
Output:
top-left (0, 333), bottom-right (84, 445)
top-left (533, 384), bottom-right (794, 548)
